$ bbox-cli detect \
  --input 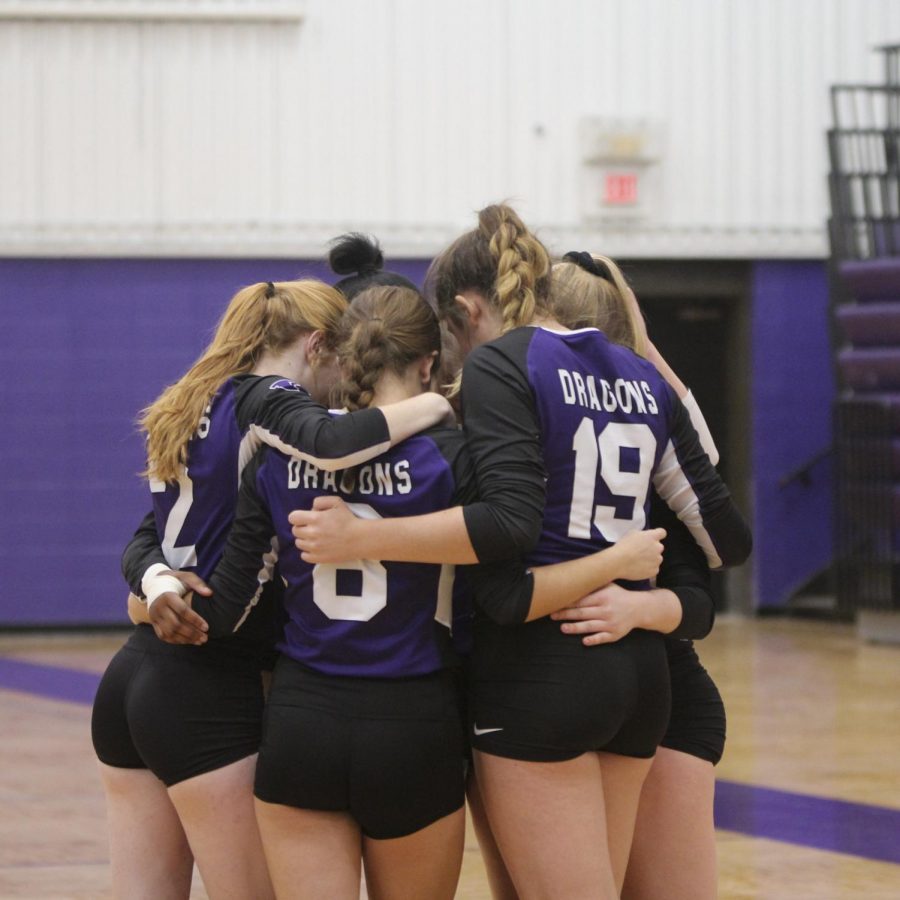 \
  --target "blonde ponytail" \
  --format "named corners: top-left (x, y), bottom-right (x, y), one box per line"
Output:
top-left (550, 254), bottom-right (647, 357)
top-left (141, 279), bottom-right (346, 483)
